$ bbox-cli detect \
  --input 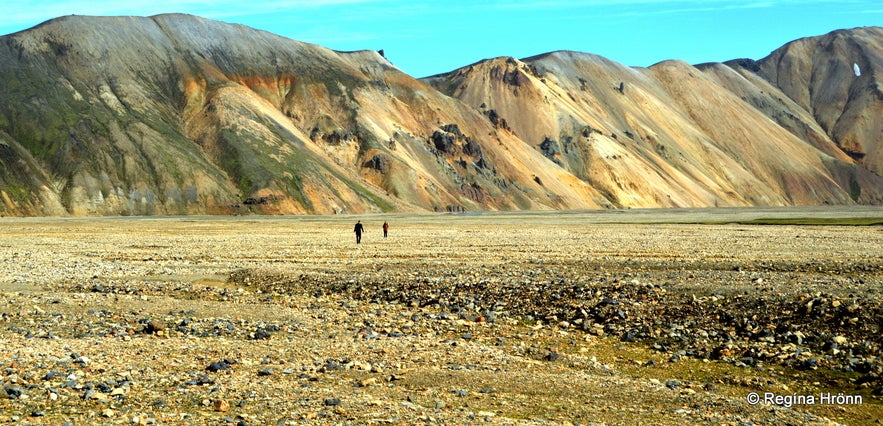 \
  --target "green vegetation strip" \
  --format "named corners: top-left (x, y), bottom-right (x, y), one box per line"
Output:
top-left (616, 216), bottom-right (883, 226)
top-left (733, 217), bottom-right (883, 226)
top-left (606, 218), bottom-right (883, 226)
